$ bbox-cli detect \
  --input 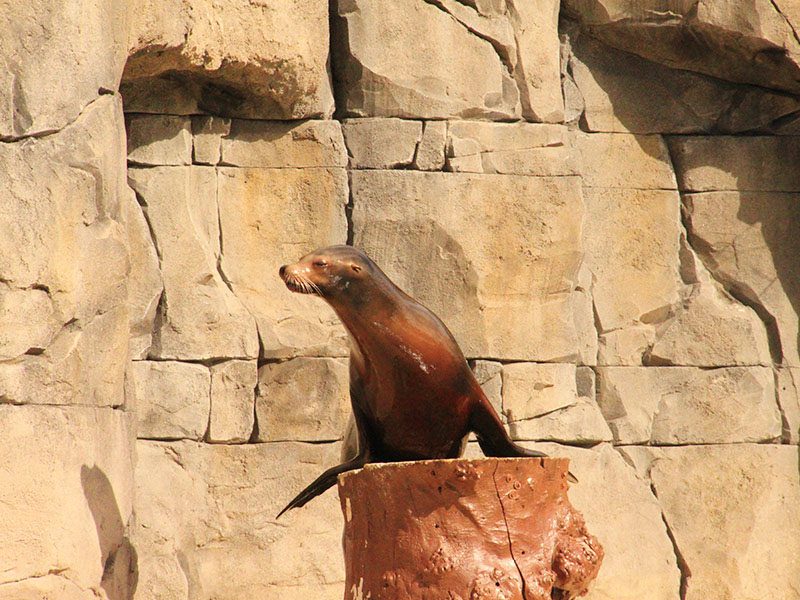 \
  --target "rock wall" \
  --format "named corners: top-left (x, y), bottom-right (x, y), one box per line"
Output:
top-left (2, 1), bottom-right (799, 599)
